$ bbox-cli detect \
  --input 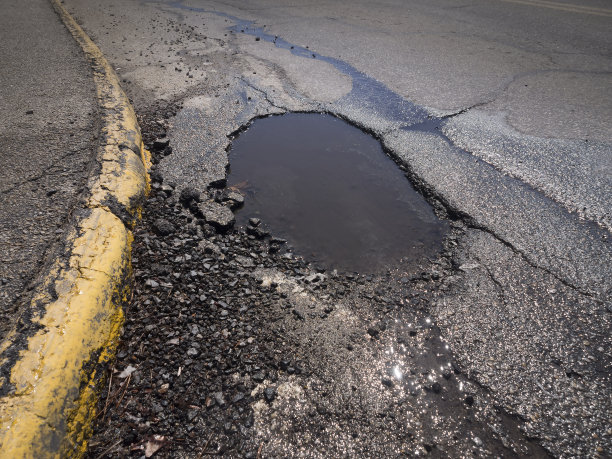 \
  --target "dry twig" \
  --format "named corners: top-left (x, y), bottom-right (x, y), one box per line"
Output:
top-left (95, 439), bottom-right (122, 459)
